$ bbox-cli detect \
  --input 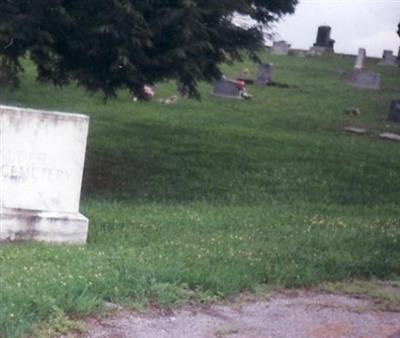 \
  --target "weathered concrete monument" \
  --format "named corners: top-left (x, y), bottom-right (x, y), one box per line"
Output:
top-left (309, 26), bottom-right (335, 55)
top-left (271, 41), bottom-right (291, 56)
top-left (349, 71), bottom-right (380, 90)
top-left (0, 105), bottom-right (90, 244)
